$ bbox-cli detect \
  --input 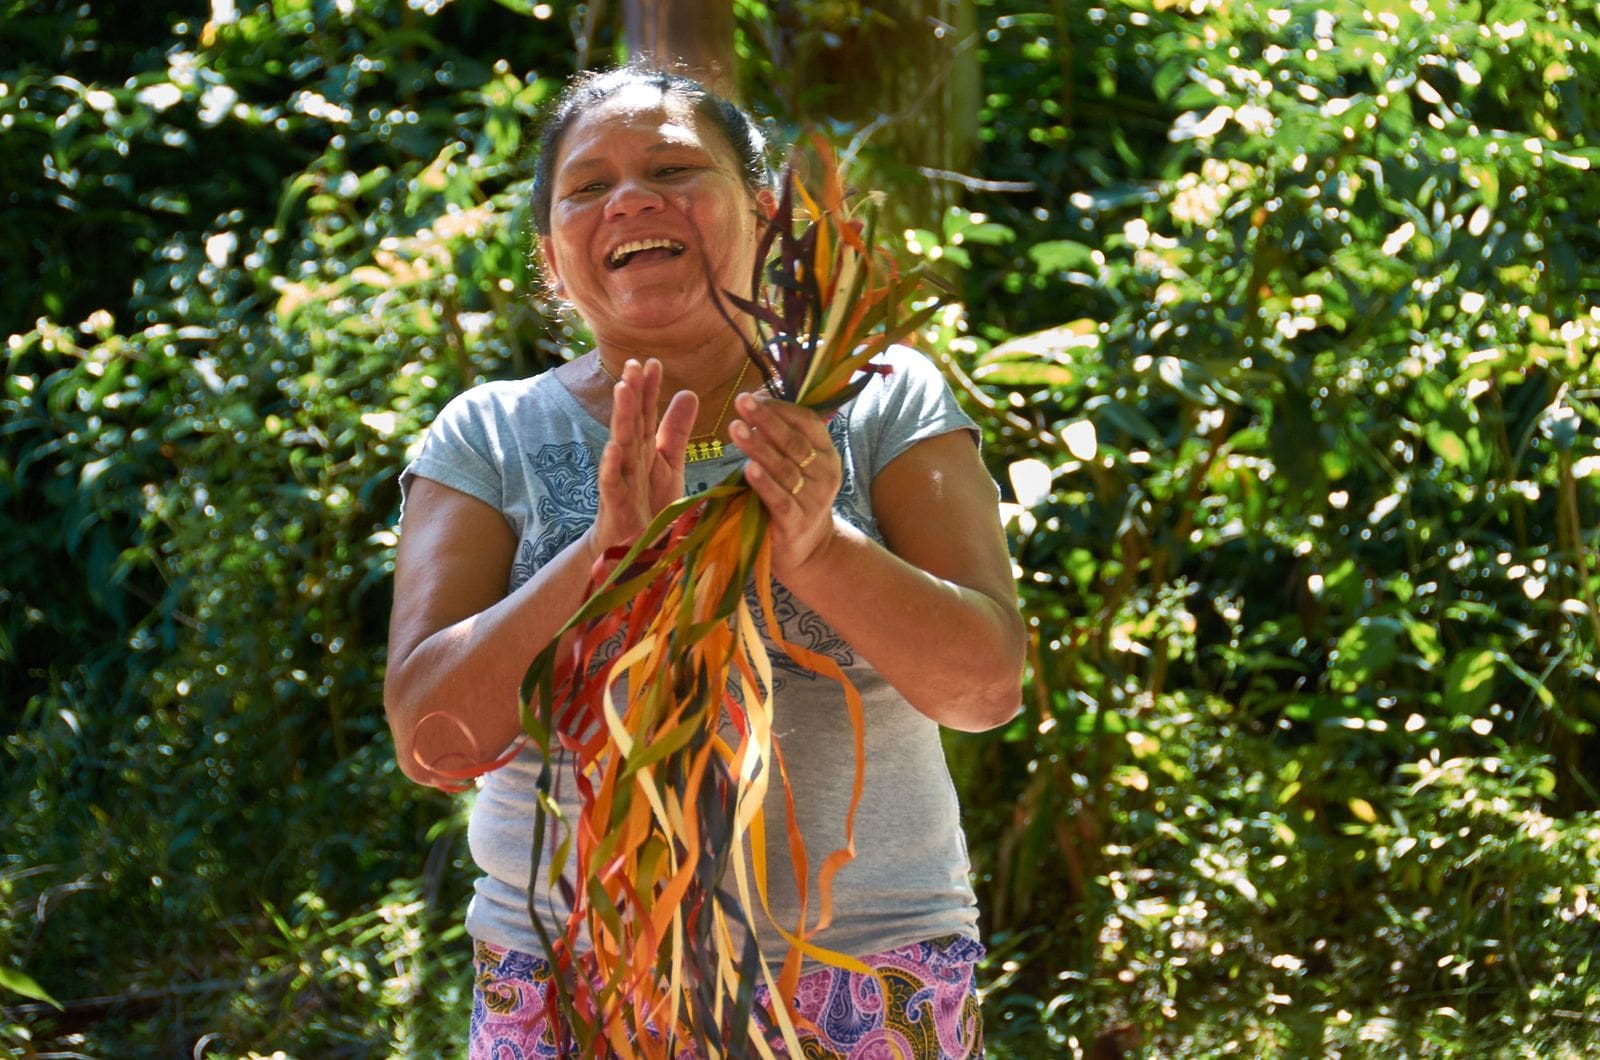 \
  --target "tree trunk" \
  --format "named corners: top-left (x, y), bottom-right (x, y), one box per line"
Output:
top-left (770, 0), bottom-right (980, 228)
top-left (621, 0), bottom-right (738, 101)
top-left (619, 0), bottom-right (979, 229)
